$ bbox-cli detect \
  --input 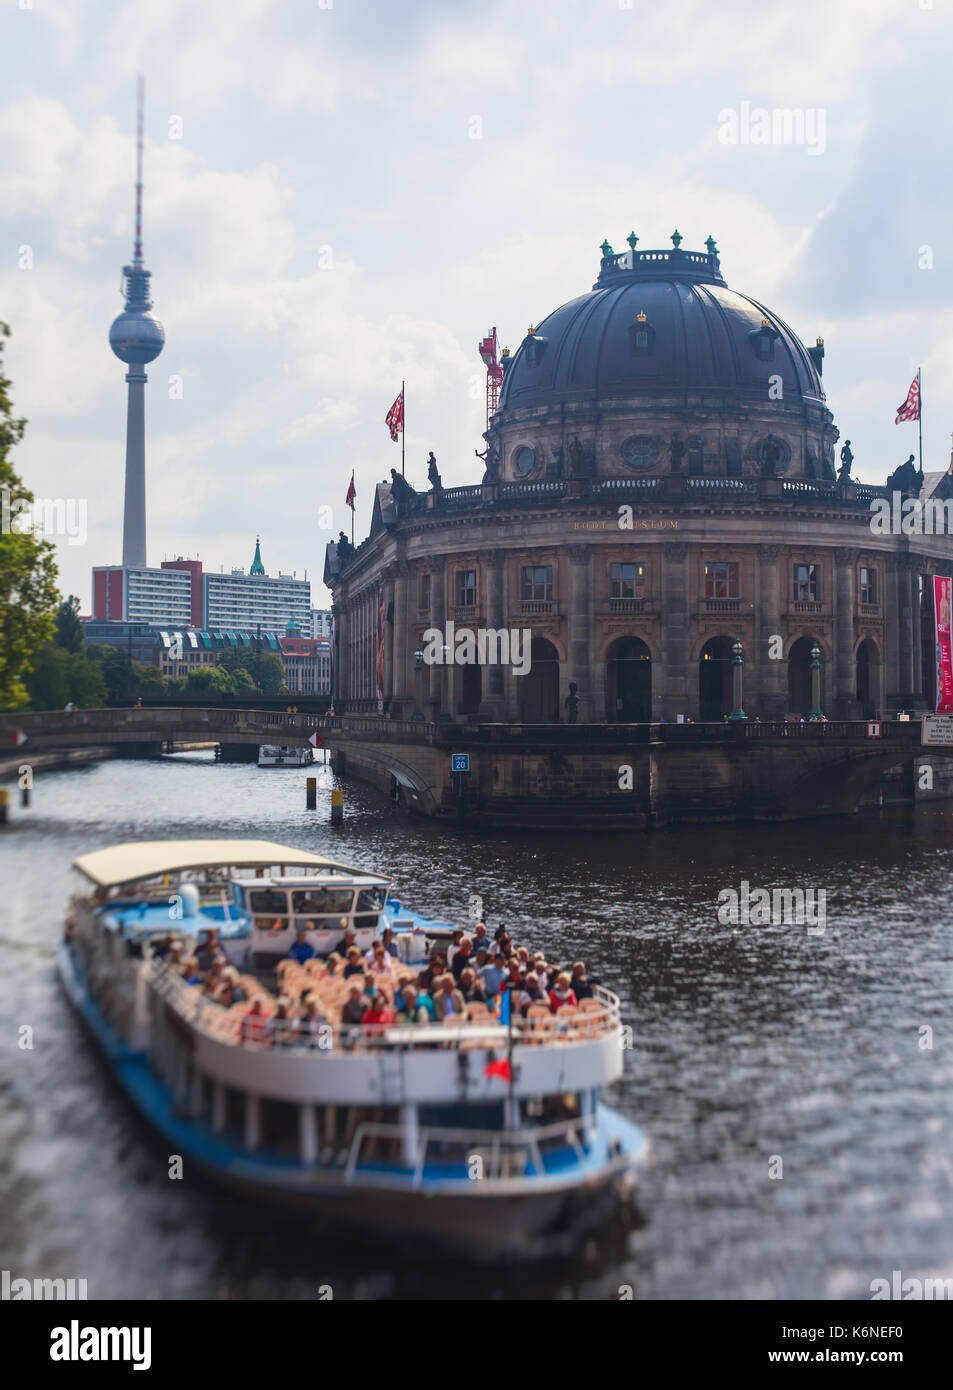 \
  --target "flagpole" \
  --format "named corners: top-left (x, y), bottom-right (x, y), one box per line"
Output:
top-left (350, 471), bottom-right (355, 545)
top-left (401, 379), bottom-right (405, 479)
top-left (918, 367), bottom-right (923, 481)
